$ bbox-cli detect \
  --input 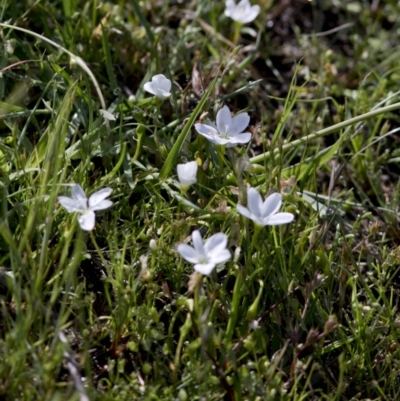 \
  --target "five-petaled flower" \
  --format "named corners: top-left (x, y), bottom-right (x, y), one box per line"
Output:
top-left (144, 74), bottom-right (172, 100)
top-left (177, 161), bottom-right (198, 188)
top-left (58, 184), bottom-right (113, 231)
top-left (225, 0), bottom-right (260, 24)
top-left (177, 230), bottom-right (231, 276)
top-left (195, 105), bottom-right (252, 147)
top-left (237, 188), bottom-right (294, 226)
